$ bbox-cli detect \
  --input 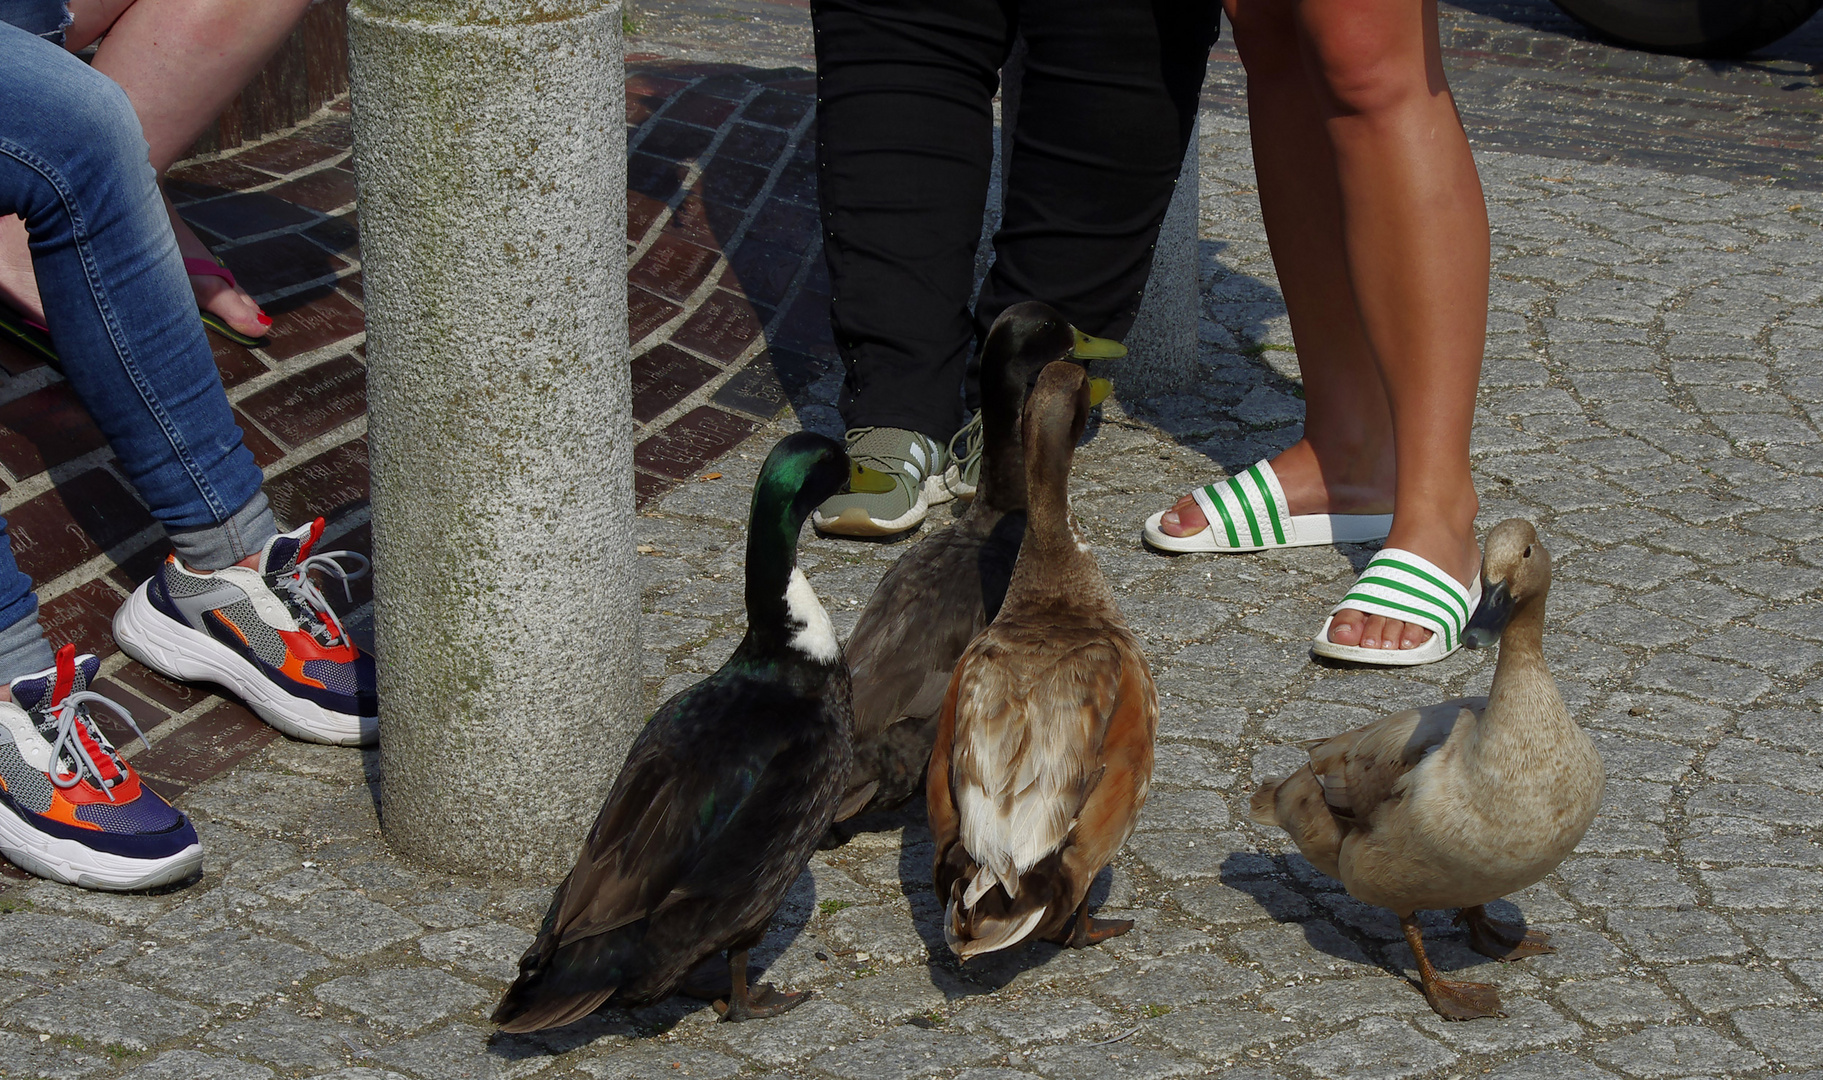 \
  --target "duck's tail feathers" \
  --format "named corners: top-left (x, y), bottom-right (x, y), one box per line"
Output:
top-left (493, 987), bottom-right (618, 1034)
top-left (943, 857), bottom-right (1065, 961)
top-left (1249, 778), bottom-right (1285, 828)
top-left (492, 891), bottom-right (637, 1033)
